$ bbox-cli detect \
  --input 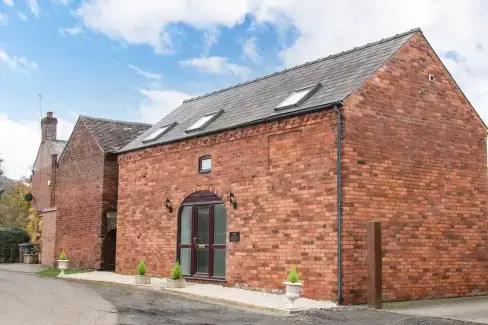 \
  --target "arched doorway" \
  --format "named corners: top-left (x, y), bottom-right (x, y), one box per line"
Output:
top-left (177, 191), bottom-right (227, 279)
